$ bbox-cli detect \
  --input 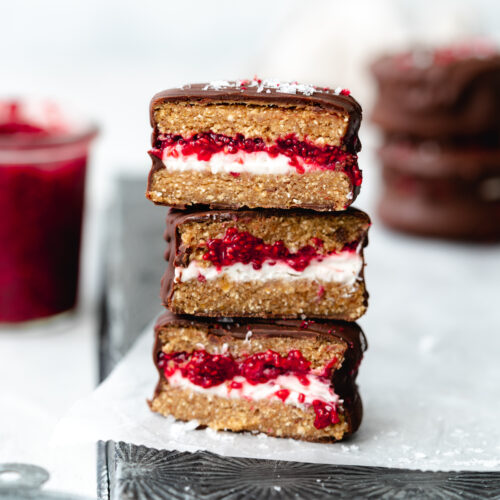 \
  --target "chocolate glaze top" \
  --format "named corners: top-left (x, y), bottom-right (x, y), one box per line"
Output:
top-left (371, 49), bottom-right (500, 108)
top-left (154, 310), bottom-right (367, 366)
top-left (166, 206), bottom-right (371, 232)
top-left (370, 48), bottom-right (500, 138)
top-left (150, 79), bottom-right (362, 153)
